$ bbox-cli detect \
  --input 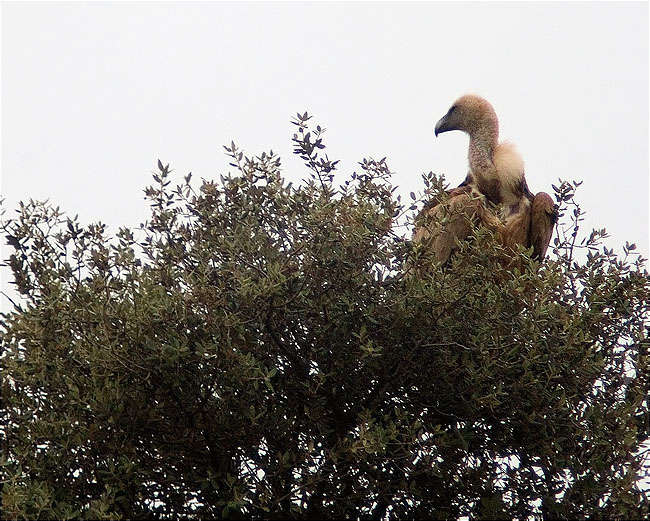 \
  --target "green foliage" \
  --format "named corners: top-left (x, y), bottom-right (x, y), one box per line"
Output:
top-left (1, 112), bottom-right (649, 520)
